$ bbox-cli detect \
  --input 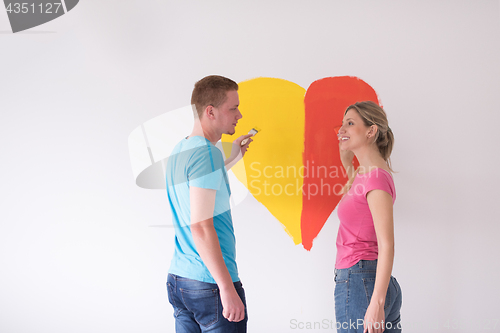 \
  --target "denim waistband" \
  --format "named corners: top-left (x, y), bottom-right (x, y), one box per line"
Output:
top-left (334, 260), bottom-right (377, 281)
top-left (168, 273), bottom-right (242, 289)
